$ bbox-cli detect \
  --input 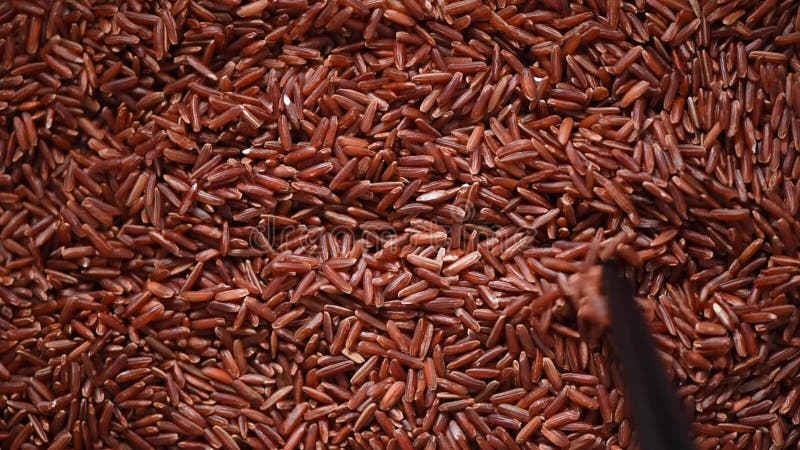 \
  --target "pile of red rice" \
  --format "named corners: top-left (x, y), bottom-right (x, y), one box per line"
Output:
top-left (2, 0), bottom-right (800, 448)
